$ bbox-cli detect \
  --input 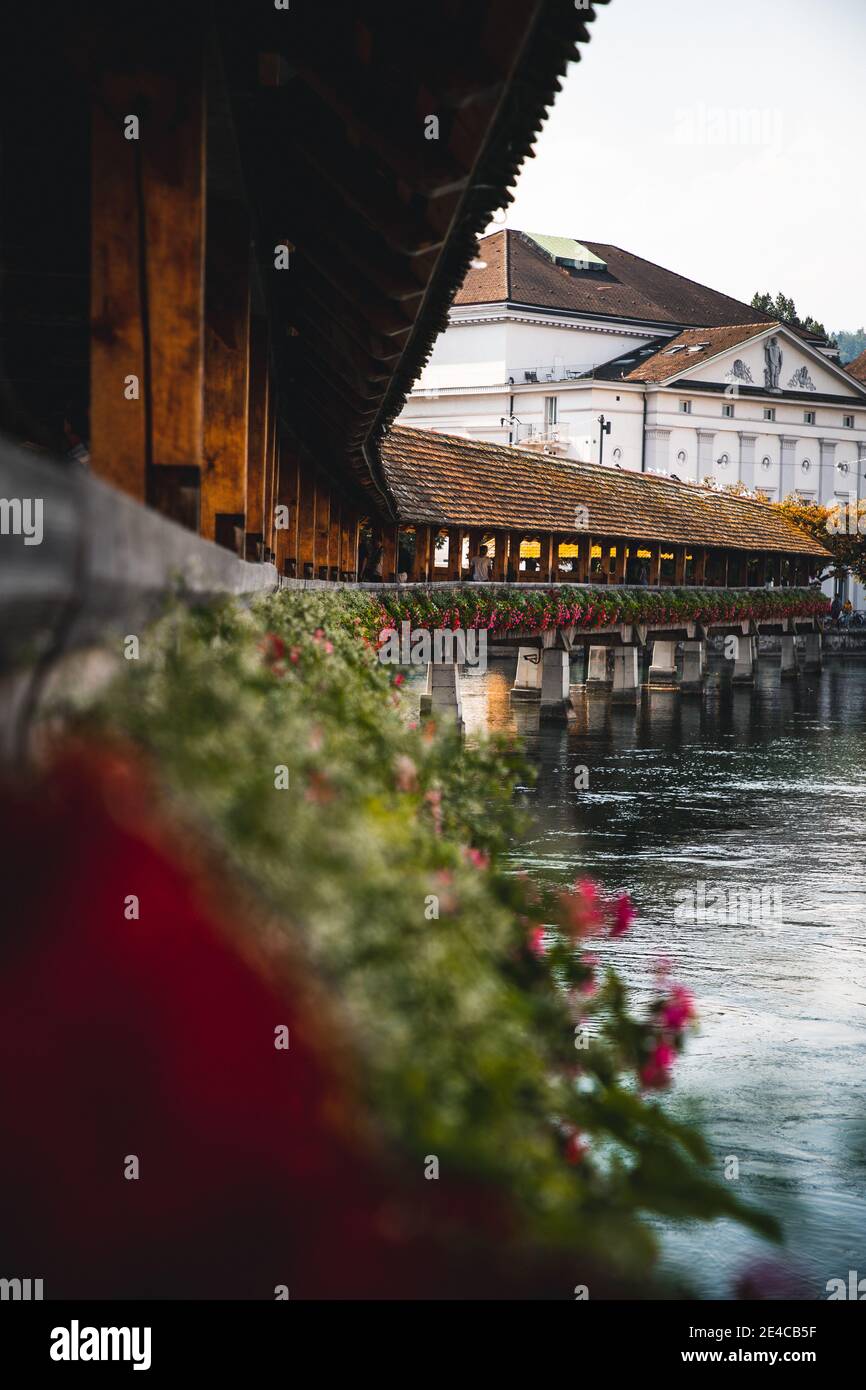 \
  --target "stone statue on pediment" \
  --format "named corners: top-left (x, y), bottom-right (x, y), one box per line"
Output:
top-left (764, 336), bottom-right (783, 390)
